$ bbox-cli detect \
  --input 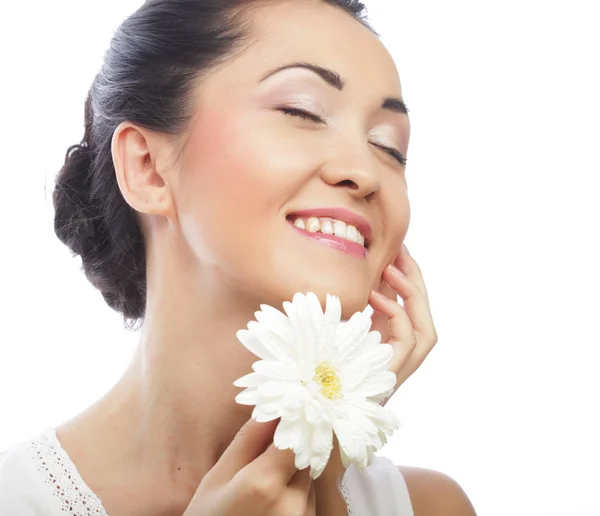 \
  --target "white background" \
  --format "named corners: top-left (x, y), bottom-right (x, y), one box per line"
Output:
top-left (1, 1), bottom-right (598, 515)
